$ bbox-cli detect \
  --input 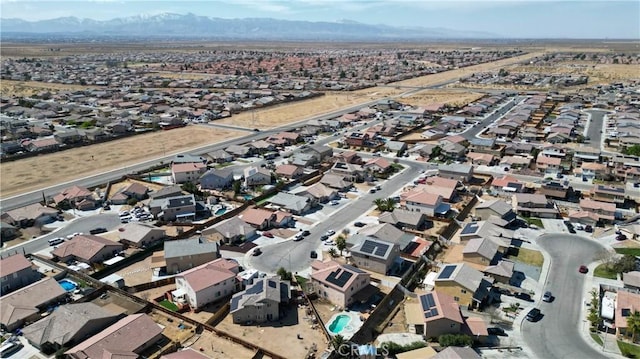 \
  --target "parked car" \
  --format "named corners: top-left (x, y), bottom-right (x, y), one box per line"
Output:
top-left (585, 225), bottom-right (593, 233)
top-left (526, 308), bottom-right (541, 322)
top-left (354, 222), bottom-right (366, 227)
top-left (302, 230), bottom-right (311, 237)
top-left (487, 327), bottom-right (507, 336)
top-left (515, 292), bottom-right (534, 302)
top-left (294, 233), bottom-right (304, 241)
top-left (617, 234), bottom-right (628, 241)
top-left (310, 250), bottom-right (318, 259)
top-left (542, 291), bottom-right (553, 302)
top-left (369, 188), bottom-right (376, 194)
top-left (574, 223), bottom-right (584, 231)
top-left (579, 265), bottom-right (589, 274)
top-left (330, 200), bottom-right (340, 206)
top-left (253, 248), bottom-right (262, 256)
top-left (564, 221), bottom-right (576, 234)
top-left (320, 234), bottom-right (329, 241)
top-left (326, 230), bottom-right (335, 236)
top-left (263, 232), bottom-right (274, 238)
top-left (90, 227), bottom-right (108, 235)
